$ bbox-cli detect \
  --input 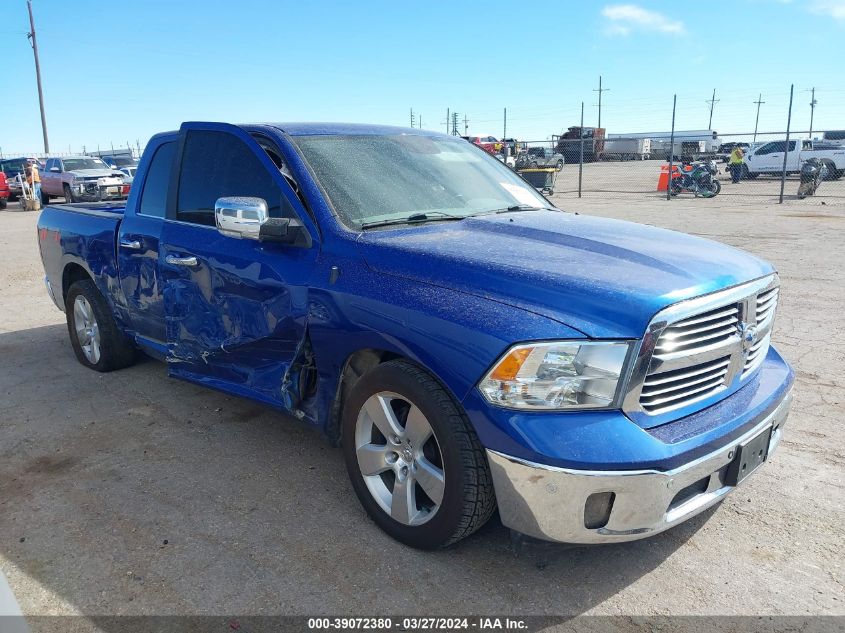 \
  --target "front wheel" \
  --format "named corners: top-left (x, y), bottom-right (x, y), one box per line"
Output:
top-left (555, 160), bottom-right (563, 171)
top-left (63, 184), bottom-right (76, 203)
top-left (342, 360), bottom-right (496, 549)
top-left (704, 180), bottom-right (721, 197)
